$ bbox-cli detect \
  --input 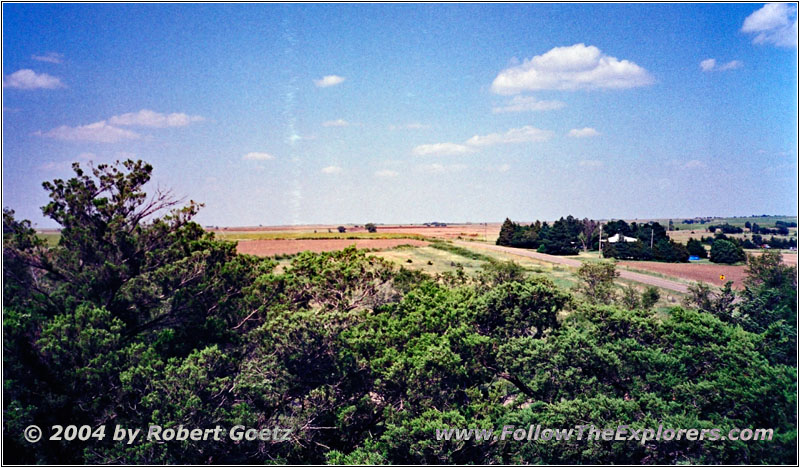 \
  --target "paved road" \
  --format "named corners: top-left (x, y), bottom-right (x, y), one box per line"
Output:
top-left (454, 241), bottom-right (690, 294)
